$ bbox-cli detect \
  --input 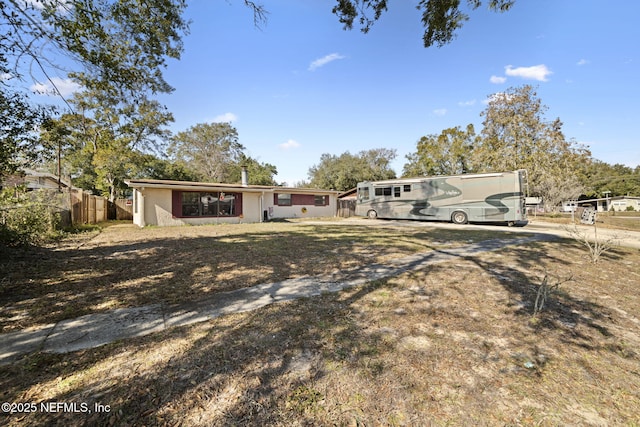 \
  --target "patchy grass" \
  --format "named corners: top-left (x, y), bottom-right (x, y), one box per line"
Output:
top-left (0, 220), bottom-right (514, 332)
top-left (1, 220), bottom-right (639, 425)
